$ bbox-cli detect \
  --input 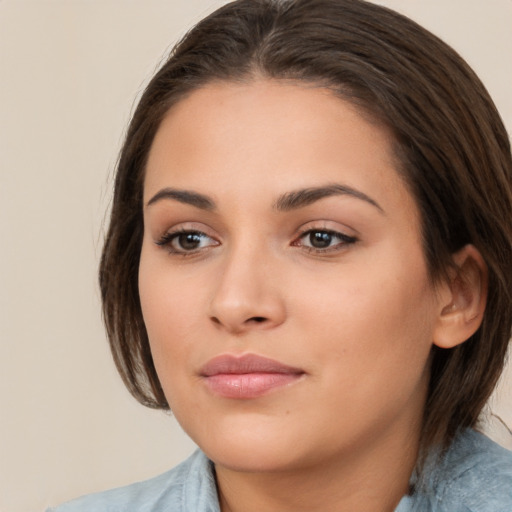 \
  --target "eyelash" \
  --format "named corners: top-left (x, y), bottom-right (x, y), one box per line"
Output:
top-left (155, 228), bottom-right (358, 256)
top-left (155, 229), bottom-right (218, 256)
top-left (293, 228), bottom-right (358, 254)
